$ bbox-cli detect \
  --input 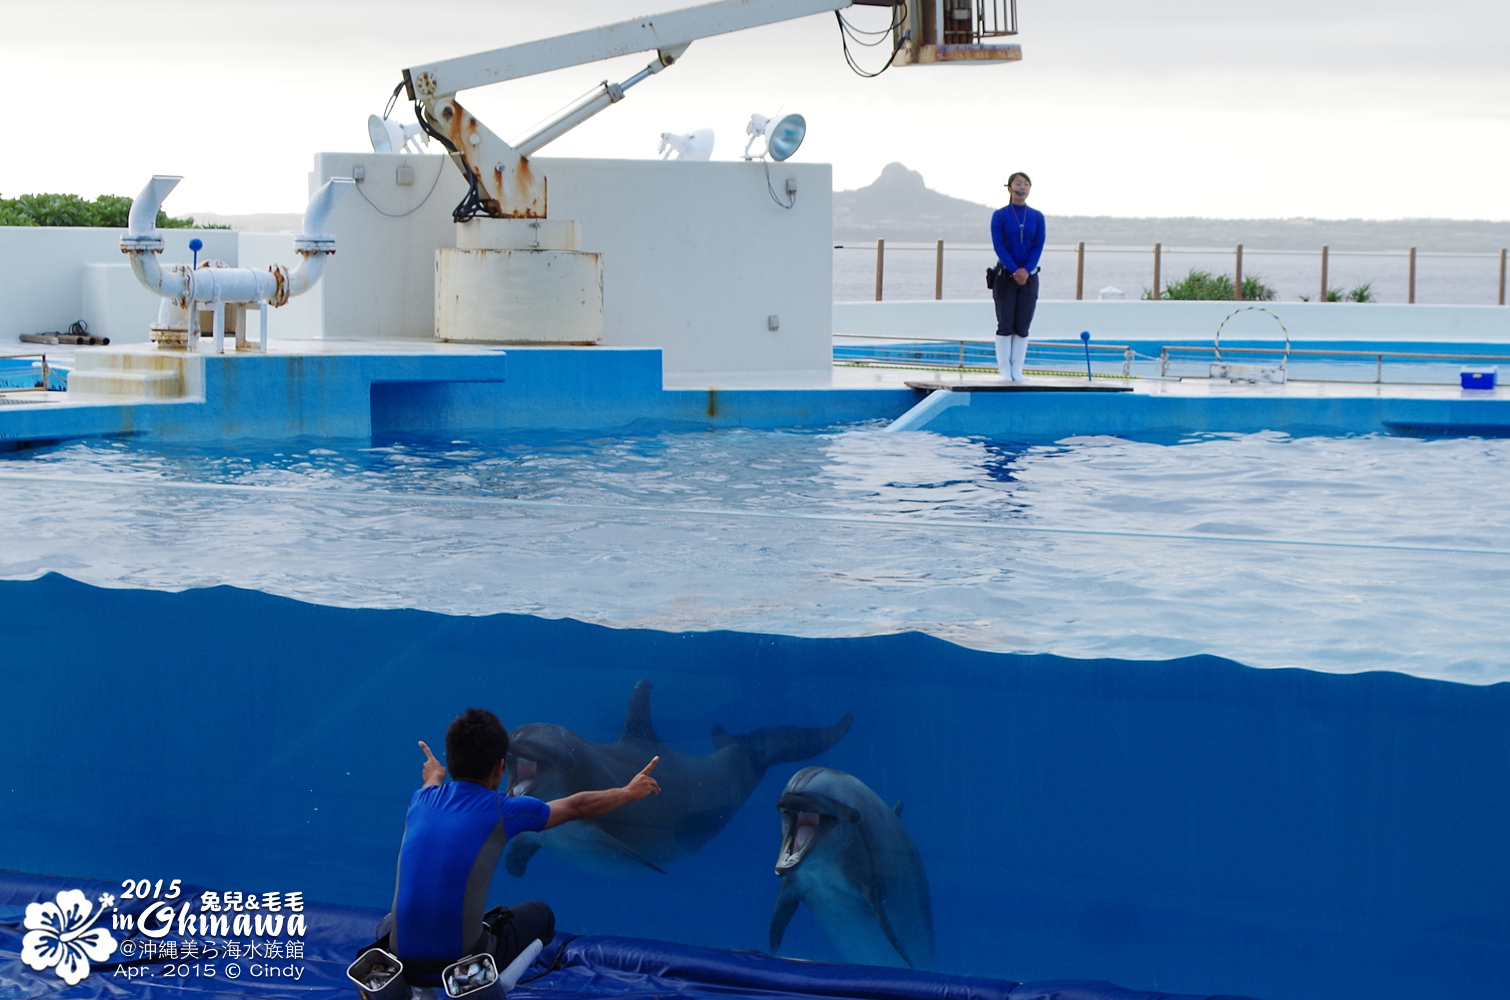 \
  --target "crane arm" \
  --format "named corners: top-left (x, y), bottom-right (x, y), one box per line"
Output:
top-left (399, 0), bottom-right (907, 220)
top-left (403, 0), bottom-right (862, 102)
